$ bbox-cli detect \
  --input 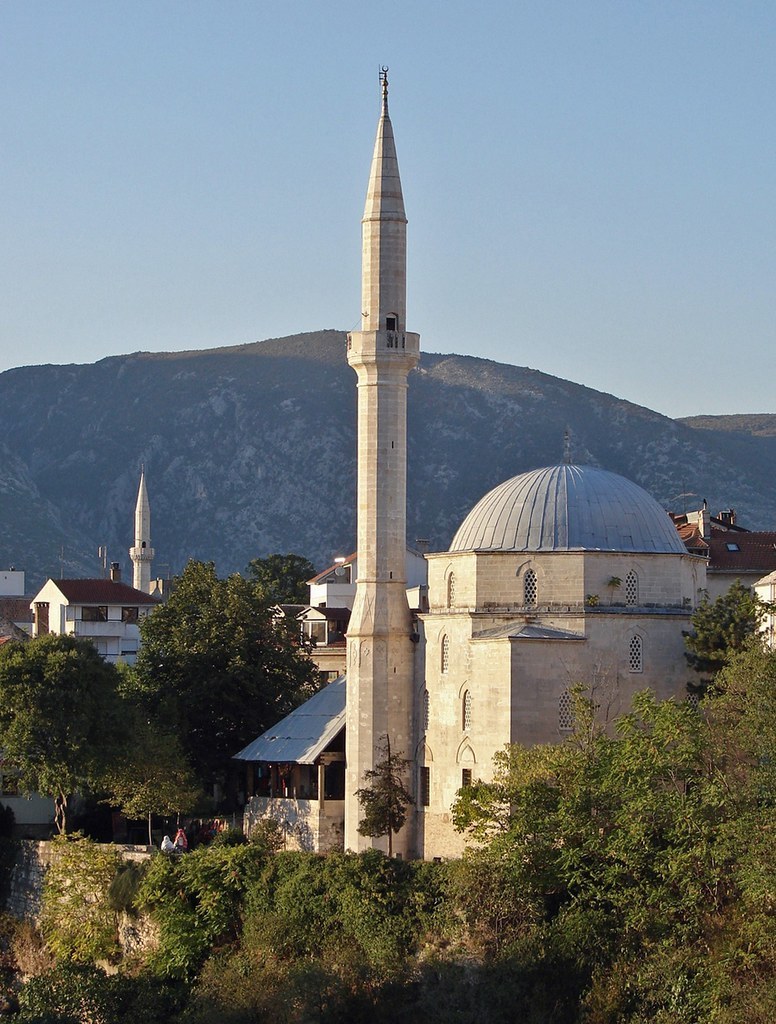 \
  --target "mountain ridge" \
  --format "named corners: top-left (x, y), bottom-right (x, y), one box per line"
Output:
top-left (1, 330), bottom-right (774, 589)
